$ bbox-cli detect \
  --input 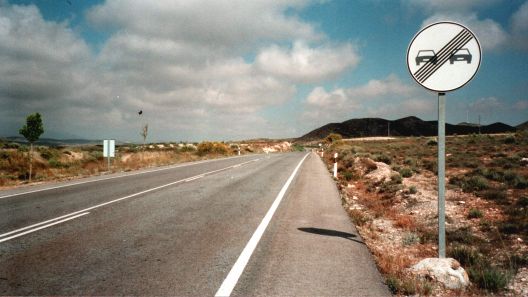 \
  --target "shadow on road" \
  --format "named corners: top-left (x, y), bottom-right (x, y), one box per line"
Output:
top-left (297, 227), bottom-right (365, 245)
